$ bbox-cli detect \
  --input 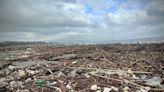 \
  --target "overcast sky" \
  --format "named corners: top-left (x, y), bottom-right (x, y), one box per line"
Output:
top-left (0, 0), bottom-right (164, 43)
